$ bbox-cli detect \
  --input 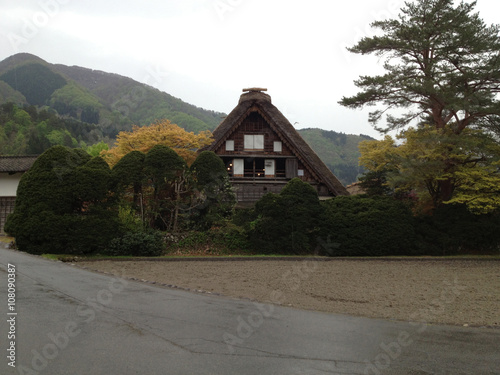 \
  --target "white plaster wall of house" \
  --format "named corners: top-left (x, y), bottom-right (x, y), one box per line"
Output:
top-left (0, 173), bottom-right (22, 196)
